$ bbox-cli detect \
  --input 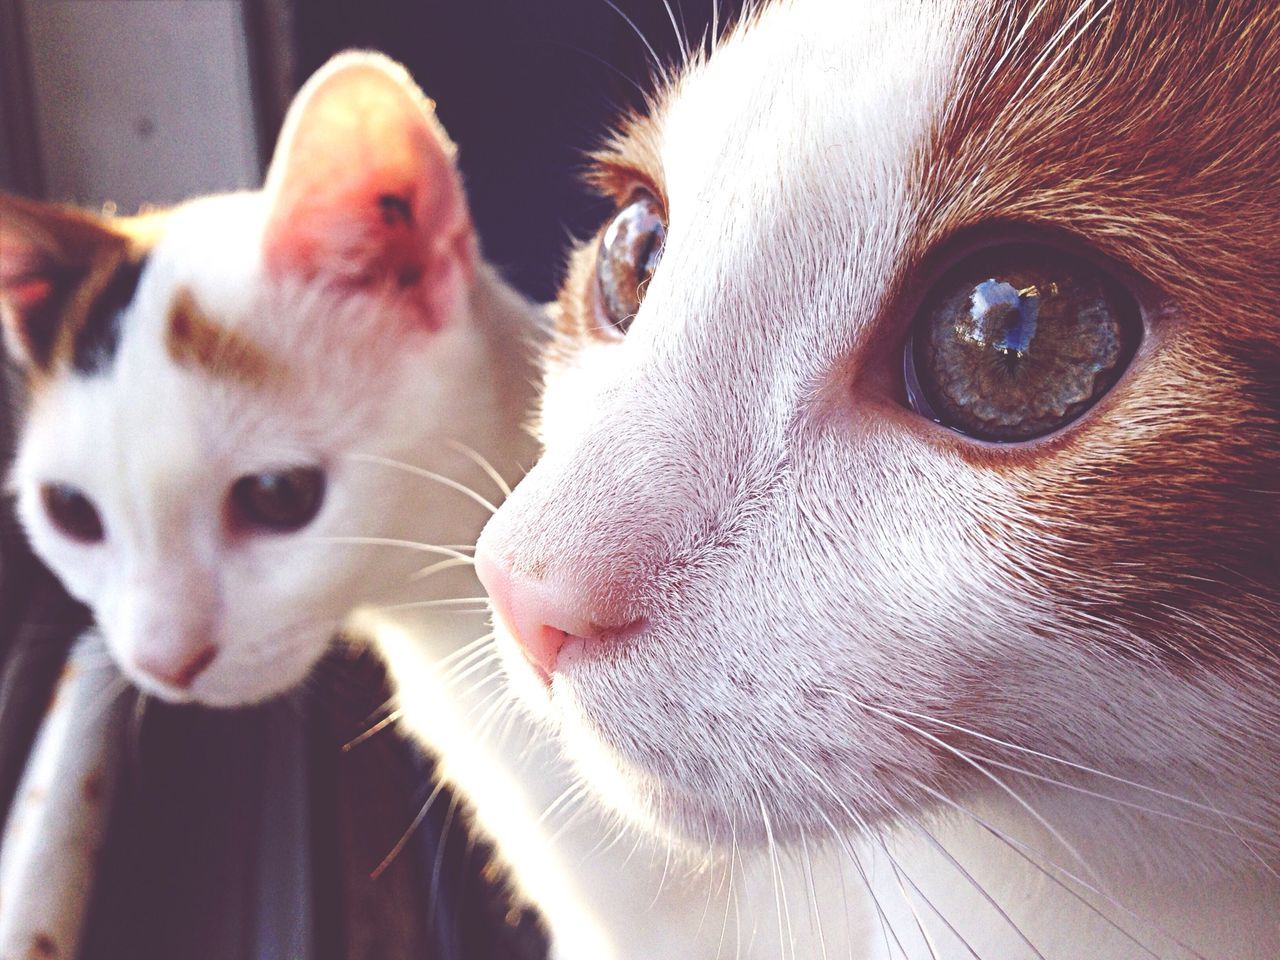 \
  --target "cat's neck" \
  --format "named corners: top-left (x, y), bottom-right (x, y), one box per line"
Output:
top-left (850, 791), bottom-right (1280, 960)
